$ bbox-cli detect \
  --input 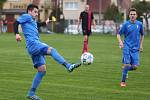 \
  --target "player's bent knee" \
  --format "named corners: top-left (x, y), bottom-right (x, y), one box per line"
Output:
top-left (37, 65), bottom-right (46, 72)
top-left (38, 66), bottom-right (46, 76)
top-left (84, 35), bottom-right (88, 40)
top-left (47, 47), bottom-right (53, 54)
top-left (123, 64), bottom-right (130, 68)
top-left (132, 66), bottom-right (138, 70)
